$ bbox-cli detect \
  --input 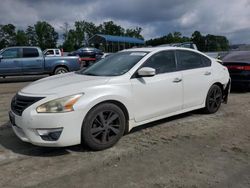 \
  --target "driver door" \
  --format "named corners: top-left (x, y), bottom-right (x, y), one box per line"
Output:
top-left (130, 50), bottom-right (183, 122)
